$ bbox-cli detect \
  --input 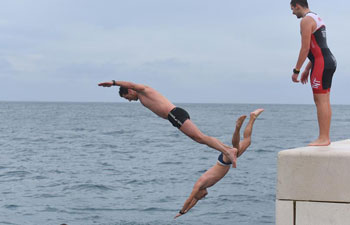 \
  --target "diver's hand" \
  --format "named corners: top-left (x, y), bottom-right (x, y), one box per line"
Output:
top-left (98, 81), bottom-right (114, 87)
top-left (174, 213), bottom-right (183, 219)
